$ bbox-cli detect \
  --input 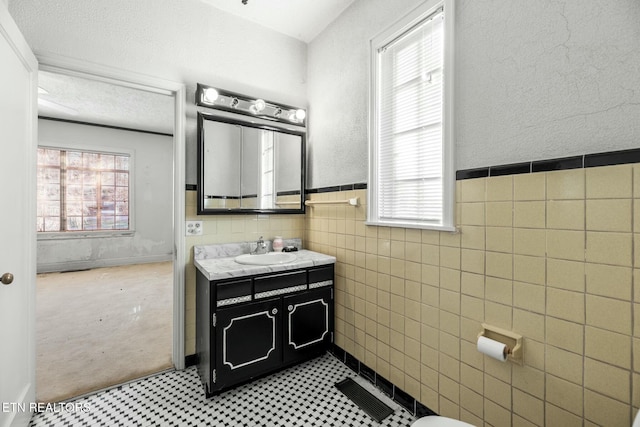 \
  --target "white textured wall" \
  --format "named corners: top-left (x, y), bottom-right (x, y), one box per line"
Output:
top-left (307, 0), bottom-right (640, 188)
top-left (456, 0), bottom-right (640, 169)
top-left (12, 0), bottom-right (639, 186)
top-left (37, 119), bottom-right (174, 272)
top-left (8, 0), bottom-right (307, 184)
top-left (306, 0), bottom-right (423, 189)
